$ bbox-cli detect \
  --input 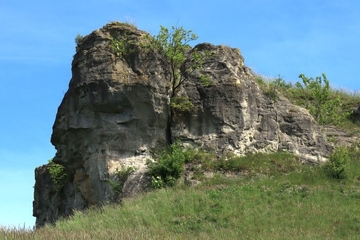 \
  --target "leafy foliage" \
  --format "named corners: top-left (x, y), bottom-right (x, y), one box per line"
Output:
top-left (295, 73), bottom-right (342, 124)
top-left (257, 73), bottom-right (360, 133)
top-left (111, 33), bottom-right (135, 60)
top-left (323, 146), bottom-right (350, 180)
top-left (151, 176), bottom-right (165, 189)
top-left (47, 159), bottom-right (67, 192)
top-left (199, 74), bottom-right (212, 86)
top-left (144, 25), bottom-right (209, 97)
top-left (170, 96), bottom-right (194, 112)
top-left (271, 75), bottom-right (293, 89)
top-left (108, 165), bottom-right (136, 194)
top-left (259, 75), bottom-right (292, 102)
top-left (147, 141), bottom-right (186, 188)
top-left (75, 34), bottom-right (84, 46)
